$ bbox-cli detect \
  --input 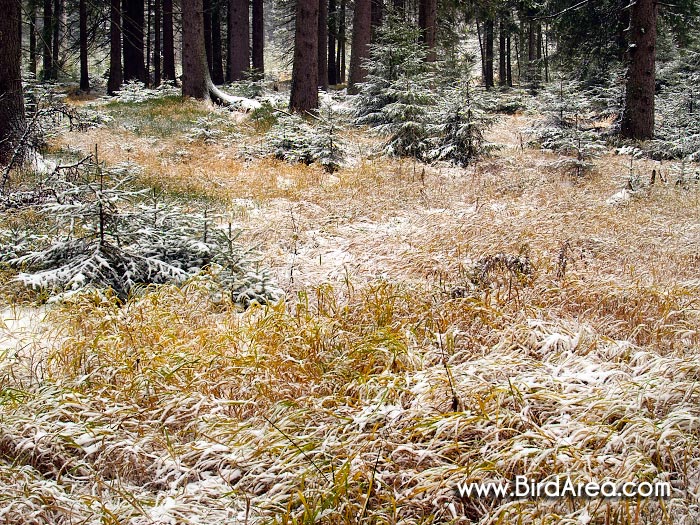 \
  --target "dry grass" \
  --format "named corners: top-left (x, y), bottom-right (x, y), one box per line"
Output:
top-left (1, 96), bottom-right (699, 524)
